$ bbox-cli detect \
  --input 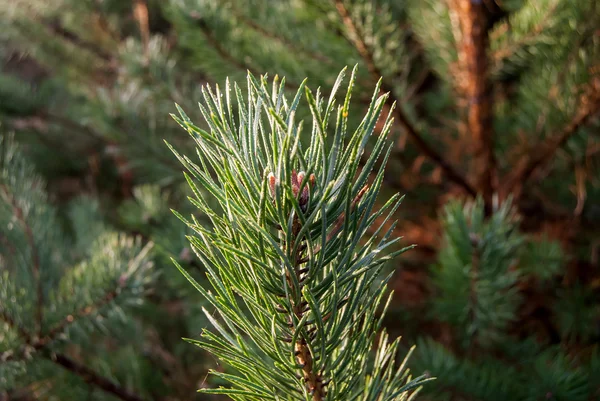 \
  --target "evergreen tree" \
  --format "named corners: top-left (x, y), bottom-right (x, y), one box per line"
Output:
top-left (1, 0), bottom-right (599, 400)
